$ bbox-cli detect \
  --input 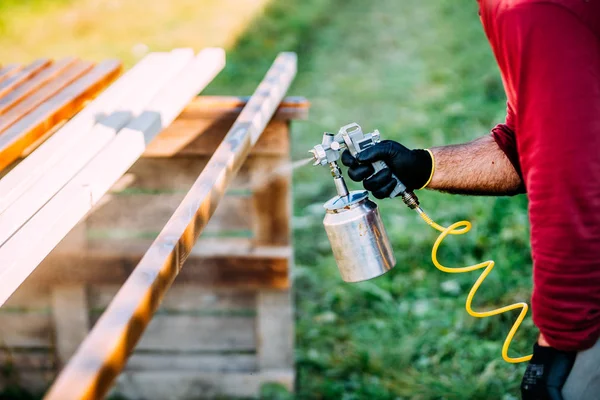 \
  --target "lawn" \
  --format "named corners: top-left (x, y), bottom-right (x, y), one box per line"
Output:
top-left (1, 0), bottom-right (535, 399)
